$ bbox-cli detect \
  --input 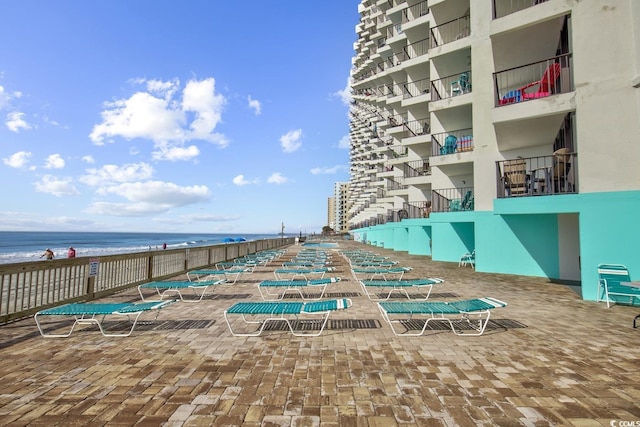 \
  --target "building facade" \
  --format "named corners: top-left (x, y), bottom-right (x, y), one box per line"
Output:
top-left (347, 0), bottom-right (640, 301)
top-left (328, 196), bottom-right (336, 230)
top-left (334, 182), bottom-right (351, 234)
